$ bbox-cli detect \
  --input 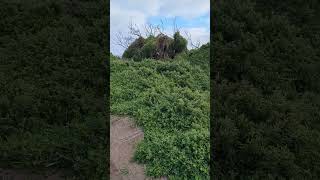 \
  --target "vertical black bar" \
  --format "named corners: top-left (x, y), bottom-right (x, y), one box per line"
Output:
top-left (105, 0), bottom-right (111, 179)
